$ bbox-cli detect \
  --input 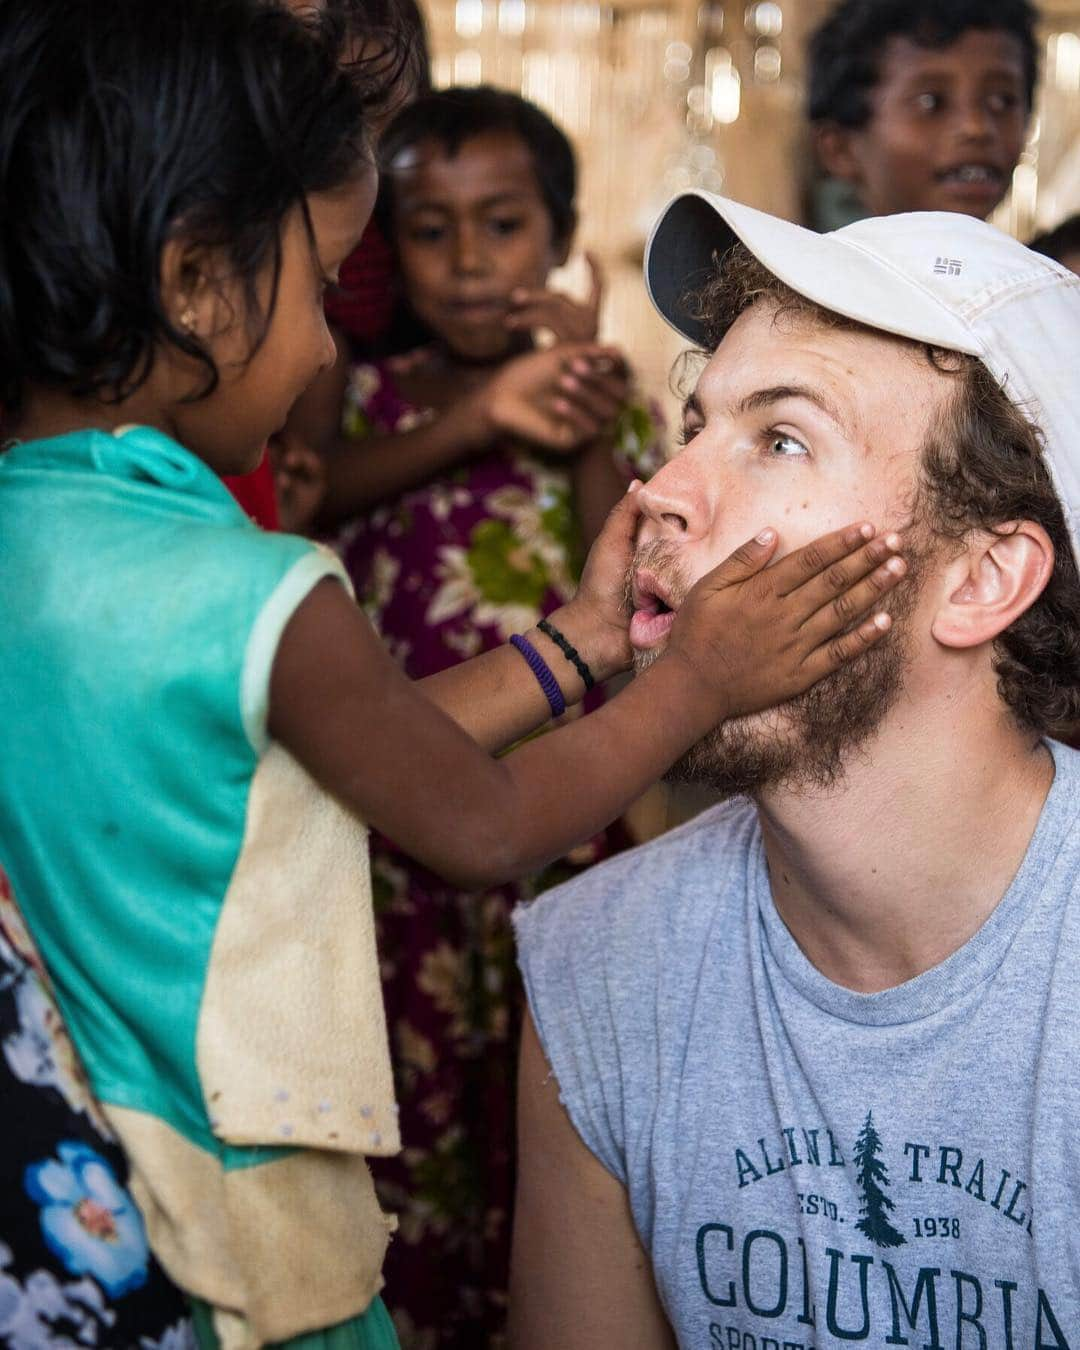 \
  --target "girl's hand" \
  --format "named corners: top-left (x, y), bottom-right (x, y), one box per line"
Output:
top-left (476, 342), bottom-right (630, 453)
top-left (505, 252), bottom-right (604, 344)
top-left (541, 481), bottom-right (644, 685)
top-left (665, 523), bottom-right (907, 721)
top-left (269, 430), bottom-right (326, 535)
